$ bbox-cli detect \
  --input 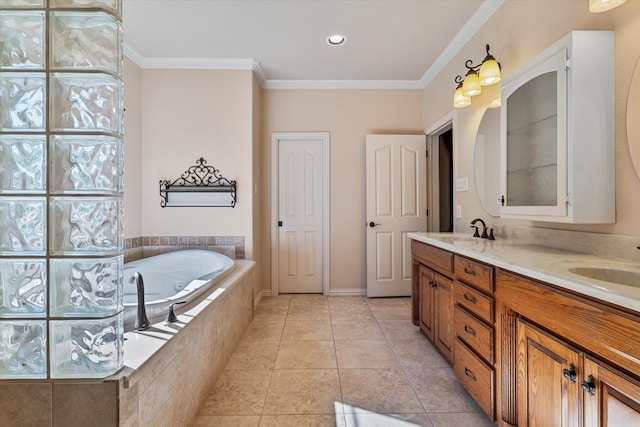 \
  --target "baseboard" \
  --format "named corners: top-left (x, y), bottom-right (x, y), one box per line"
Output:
top-left (253, 289), bottom-right (266, 308)
top-left (326, 288), bottom-right (367, 297)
